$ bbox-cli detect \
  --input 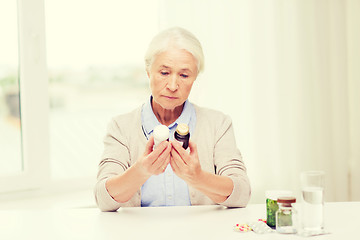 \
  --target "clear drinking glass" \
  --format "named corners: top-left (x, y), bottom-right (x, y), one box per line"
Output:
top-left (300, 171), bottom-right (325, 235)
